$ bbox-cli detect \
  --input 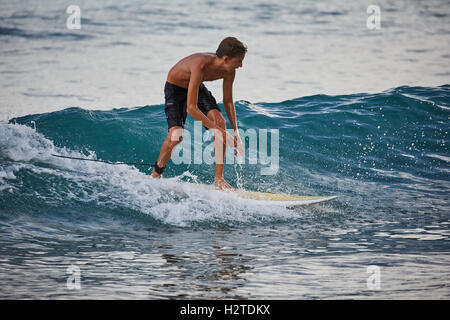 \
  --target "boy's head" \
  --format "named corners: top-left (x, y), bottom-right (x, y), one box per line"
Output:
top-left (216, 37), bottom-right (247, 71)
